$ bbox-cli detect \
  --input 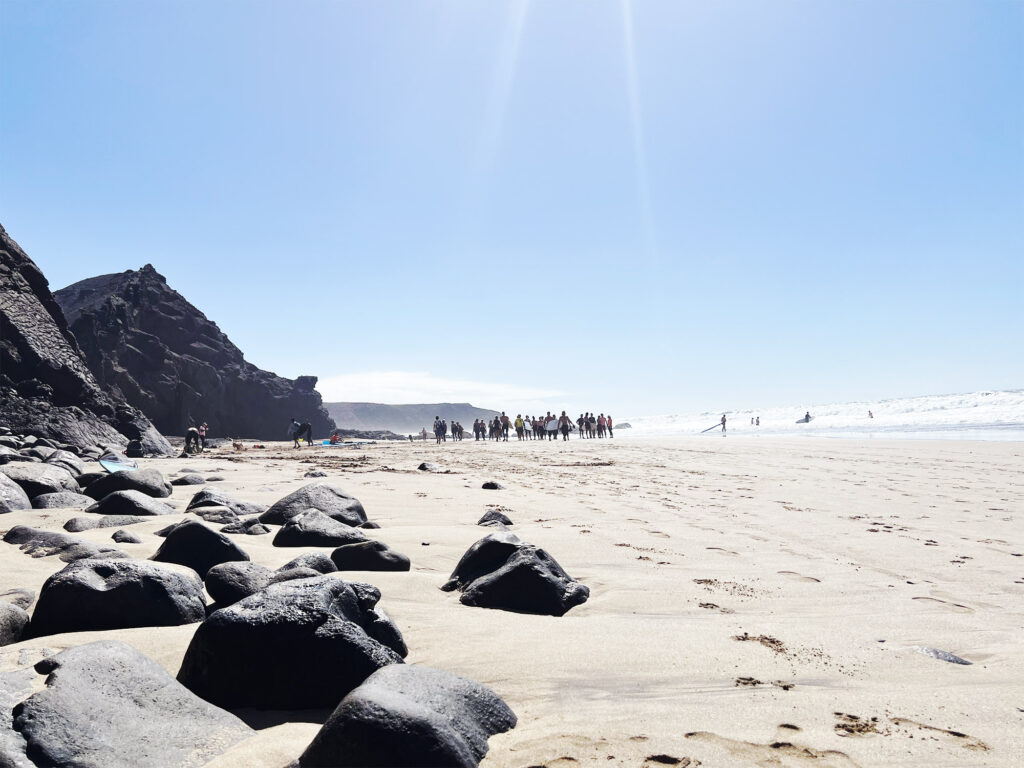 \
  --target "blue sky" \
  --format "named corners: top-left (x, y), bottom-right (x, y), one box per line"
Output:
top-left (2, 1), bottom-right (1021, 417)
